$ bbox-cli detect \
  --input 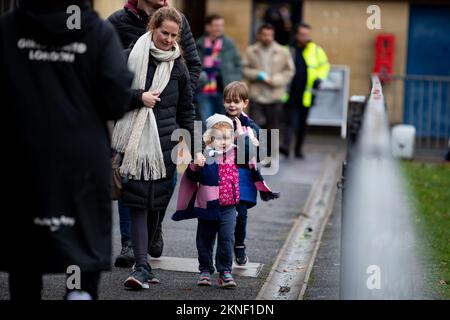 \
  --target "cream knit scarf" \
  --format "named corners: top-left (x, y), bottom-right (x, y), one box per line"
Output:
top-left (112, 31), bottom-right (180, 181)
